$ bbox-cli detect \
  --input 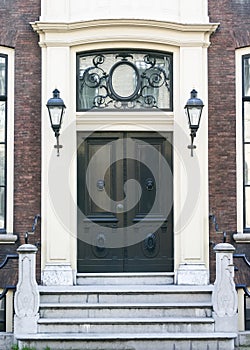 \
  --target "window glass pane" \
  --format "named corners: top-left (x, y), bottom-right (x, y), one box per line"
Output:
top-left (245, 187), bottom-right (250, 229)
top-left (77, 51), bottom-right (172, 110)
top-left (245, 101), bottom-right (250, 142)
top-left (0, 57), bottom-right (6, 96)
top-left (0, 102), bottom-right (5, 142)
top-left (246, 297), bottom-right (250, 330)
top-left (0, 55), bottom-right (6, 232)
top-left (244, 57), bottom-right (250, 97)
top-left (245, 144), bottom-right (250, 185)
top-left (0, 145), bottom-right (5, 186)
top-left (0, 298), bottom-right (5, 331)
top-left (0, 187), bottom-right (5, 229)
